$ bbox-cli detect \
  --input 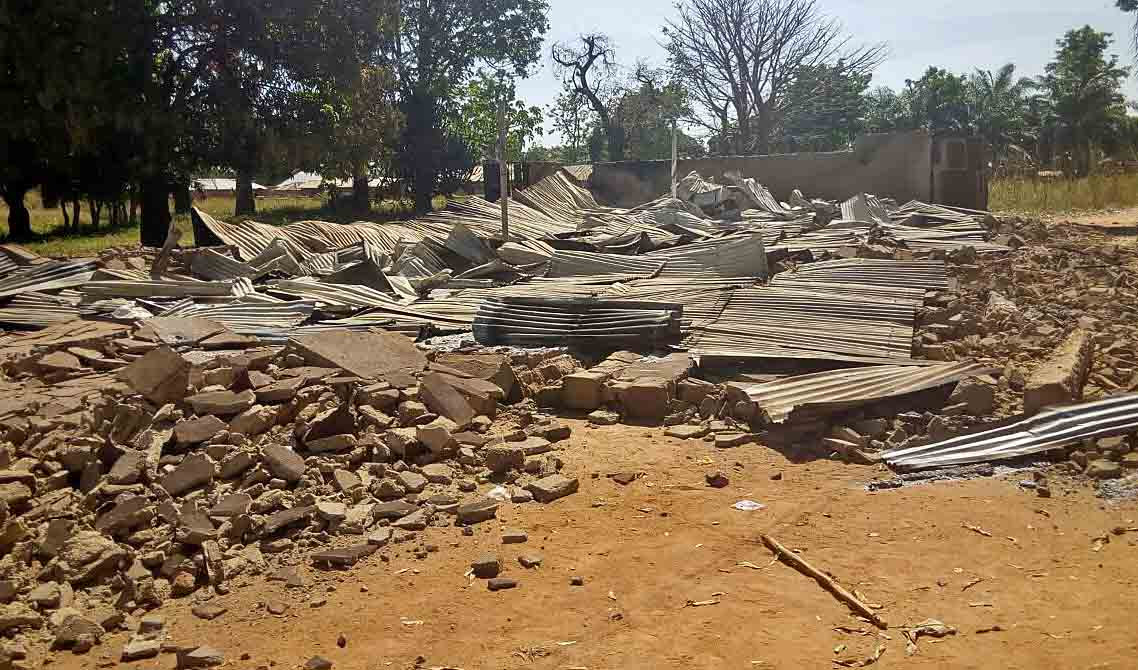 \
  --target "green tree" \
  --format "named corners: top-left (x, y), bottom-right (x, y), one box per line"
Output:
top-left (776, 63), bottom-right (872, 151)
top-left (612, 64), bottom-right (703, 159)
top-left (1039, 26), bottom-right (1130, 176)
top-left (382, 0), bottom-right (549, 212)
top-left (0, 0), bottom-right (150, 240)
top-left (318, 66), bottom-right (404, 212)
top-left (453, 74), bottom-right (544, 163)
top-left (901, 67), bottom-right (972, 133)
top-left (968, 64), bottom-right (1035, 160)
top-left (550, 87), bottom-right (598, 163)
